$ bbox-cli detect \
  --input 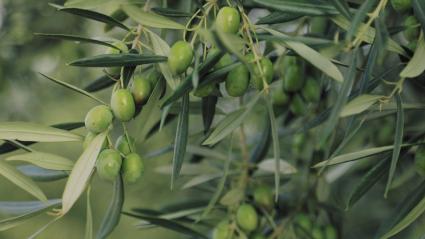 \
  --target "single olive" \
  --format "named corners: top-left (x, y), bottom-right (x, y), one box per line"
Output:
top-left (131, 75), bottom-right (152, 105)
top-left (294, 214), bottom-right (312, 231)
top-left (282, 56), bottom-right (305, 92)
top-left (212, 220), bottom-right (232, 239)
top-left (96, 149), bottom-right (122, 181)
top-left (247, 54), bottom-right (274, 90)
top-left (390, 0), bottom-right (412, 11)
top-left (168, 41), bottom-right (193, 75)
top-left (403, 16), bottom-right (420, 42)
top-left (272, 86), bottom-right (290, 106)
top-left (122, 153), bottom-right (144, 184)
top-left (310, 17), bottom-right (328, 35)
top-left (115, 135), bottom-right (135, 155)
top-left (301, 77), bottom-right (321, 103)
top-left (236, 204), bottom-right (258, 232)
top-left (146, 69), bottom-right (160, 86)
top-left (253, 185), bottom-right (274, 209)
top-left (111, 89), bottom-right (136, 122)
top-left (226, 64), bottom-right (249, 97)
top-left (83, 132), bottom-right (107, 150)
top-left (85, 105), bottom-right (113, 133)
top-left (290, 94), bottom-right (307, 116)
top-left (216, 7), bottom-right (240, 34)
top-left (415, 146), bottom-right (425, 176)
top-left (210, 48), bottom-right (233, 70)
top-left (324, 225), bottom-right (338, 239)
top-left (106, 41), bottom-right (128, 75)
top-left (311, 226), bottom-right (324, 239)
top-left (194, 83), bottom-right (215, 97)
